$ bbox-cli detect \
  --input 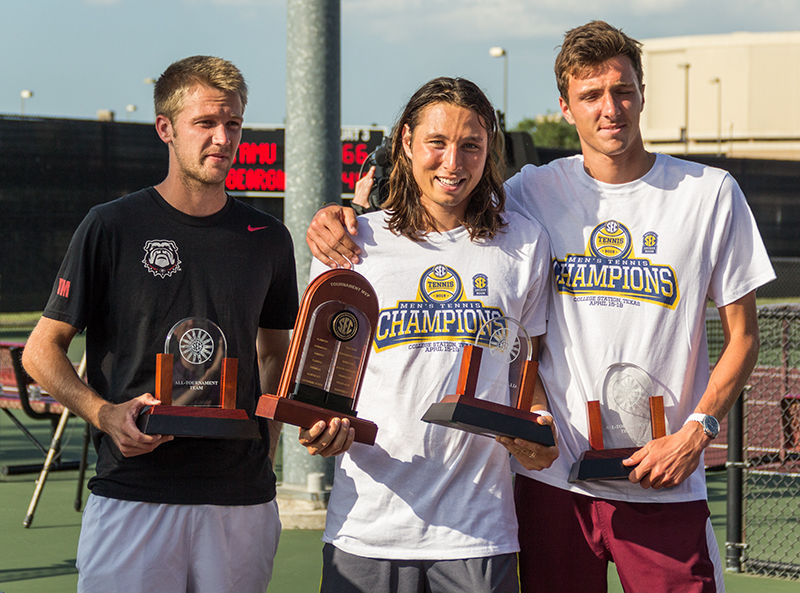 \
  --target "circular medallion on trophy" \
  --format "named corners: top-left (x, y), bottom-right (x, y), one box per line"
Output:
top-left (179, 327), bottom-right (215, 364)
top-left (476, 316), bottom-right (531, 365)
top-left (331, 310), bottom-right (359, 342)
top-left (487, 326), bottom-right (522, 363)
top-left (600, 362), bottom-right (656, 448)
